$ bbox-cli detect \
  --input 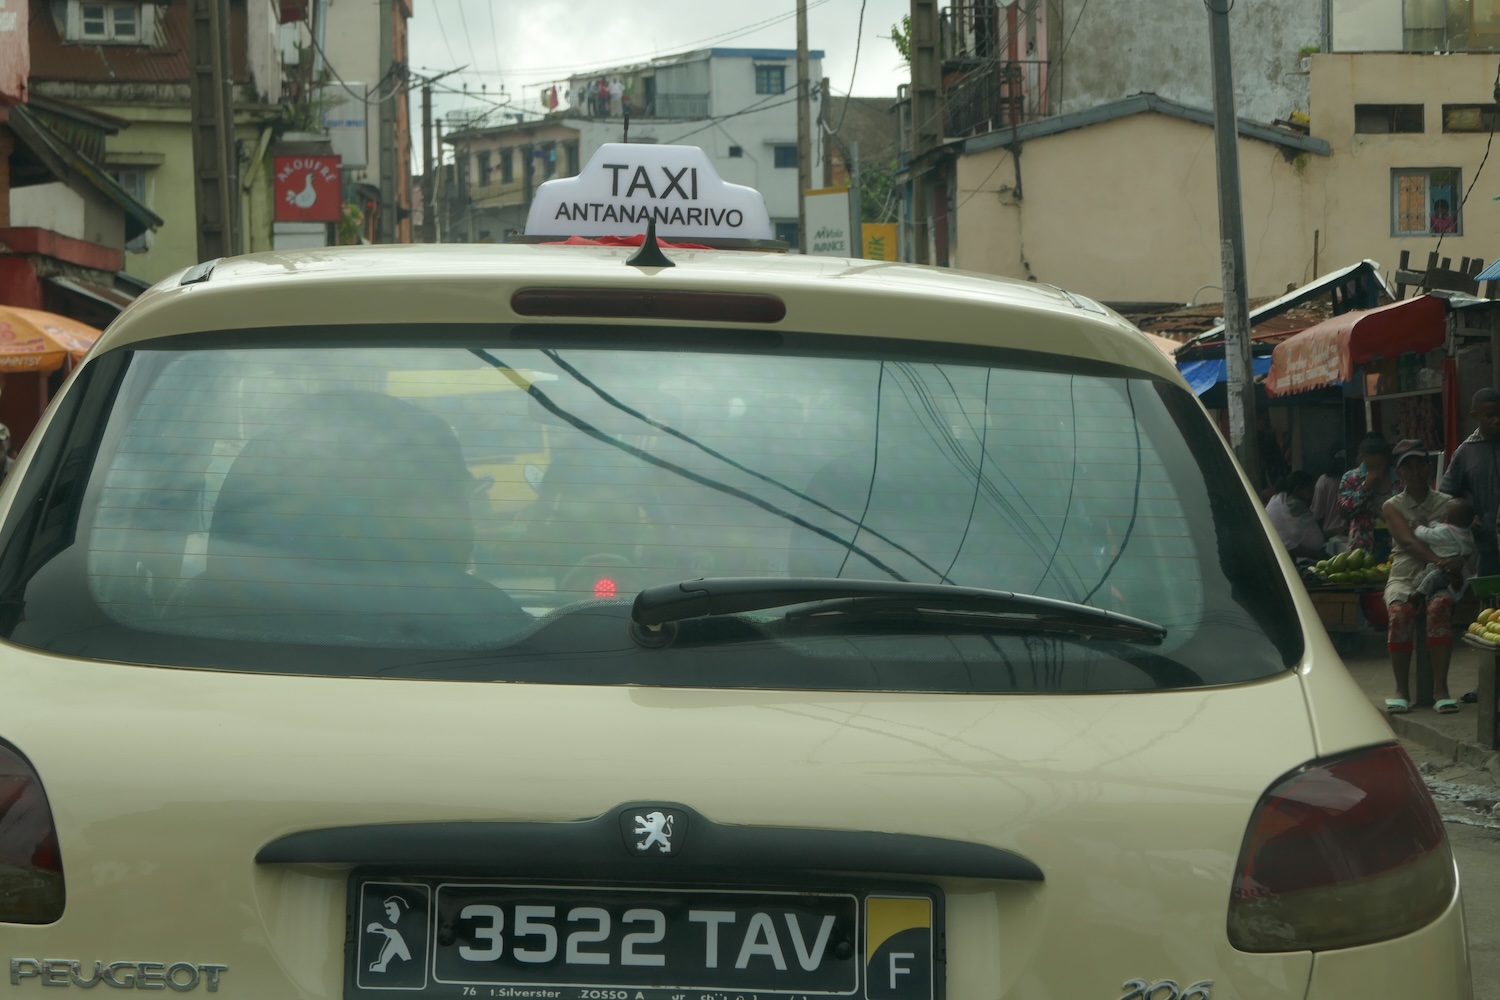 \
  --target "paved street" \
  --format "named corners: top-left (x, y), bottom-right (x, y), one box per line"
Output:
top-left (1406, 741), bottom-right (1500, 999)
